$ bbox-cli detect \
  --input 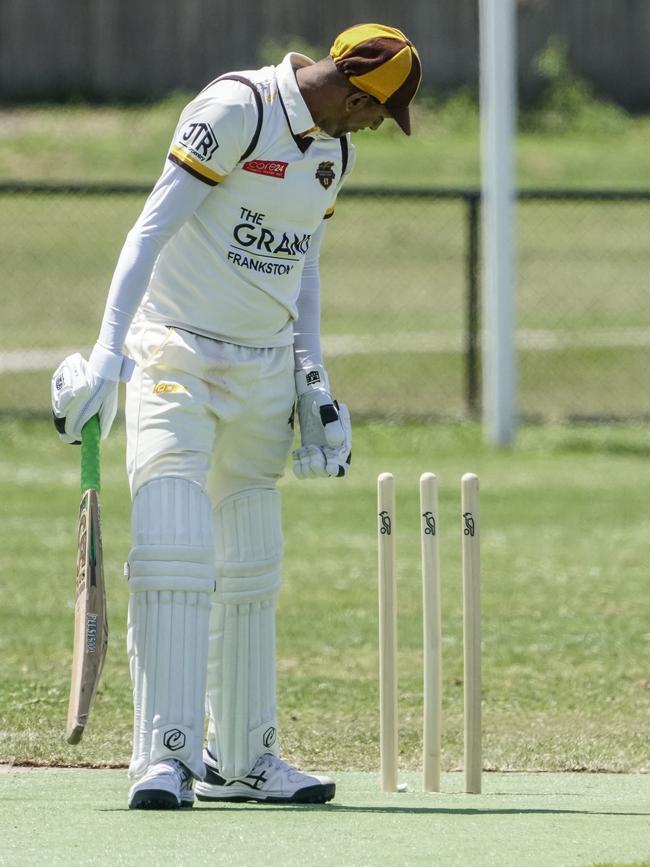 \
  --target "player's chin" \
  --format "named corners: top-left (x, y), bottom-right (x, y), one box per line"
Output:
top-left (330, 120), bottom-right (359, 137)
top-left (348, 122), bottom-right (374, 134)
